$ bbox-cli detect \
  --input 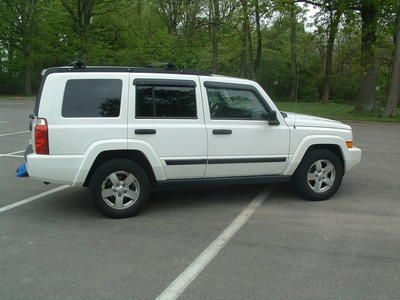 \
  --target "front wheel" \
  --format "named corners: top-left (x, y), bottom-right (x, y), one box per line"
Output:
top-left (292, 149), bottom-right (344, 201)
top-left (89, 159), bottom-right (150, 218)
